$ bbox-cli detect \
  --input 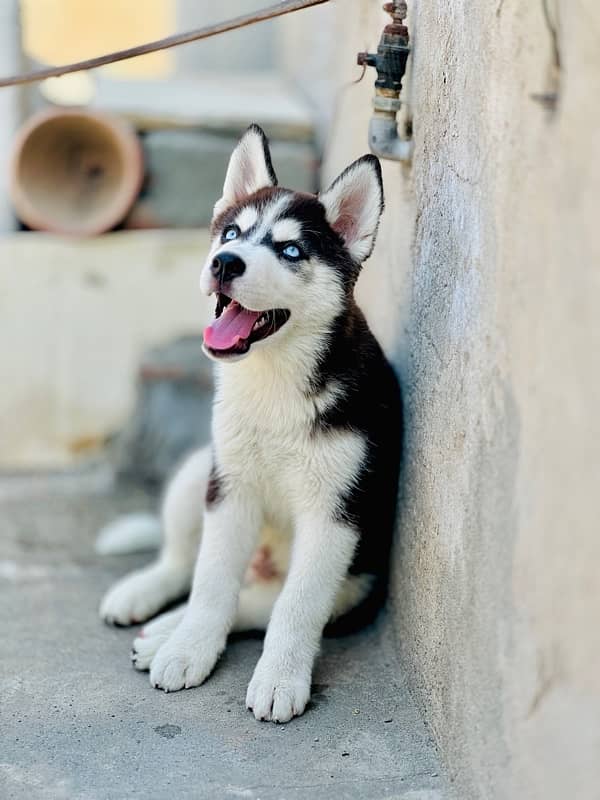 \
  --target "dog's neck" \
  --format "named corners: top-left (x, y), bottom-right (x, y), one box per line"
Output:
top-left (214, 296), bottom-right (365, 406)
top-left (216, 325), bottom-right (326, 399)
